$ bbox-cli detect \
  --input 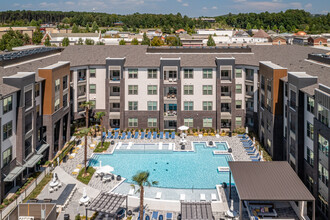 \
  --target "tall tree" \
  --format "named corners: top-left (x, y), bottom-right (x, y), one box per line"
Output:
top-left (32, 27), bottom-right (43, 44)
top-left (72, 23), bottom-right (80, 33)
top-left (77, 38), bottom-right (84, 45)
top-left (119, 39), bottom-right (126, 45)
top-left (207, 35), bottom-right (216, 46)
top-left (80, 101), bottom-right (94, 128)
top-left (131, 171), bottom-right (158, 220)
top-left (44, 36), bottom-right (51, 46)
top-left (94, 111), bottom-right (106, 146)
top-left (141, 33), bottom-right (150, 45)
top-left (131, 38), bottom-right (139, 45)
top-left (150, 37), bottom-right (164, 46)
top-left (85, 39), bottom-right (94, 45)
top-left (91, 21), bottom-right (99, 33)
top-left (62, 37), bottom-right (70, 46)
top-left (23, 33), bottom-right (30, 44)
top-left (76, 127), bottom-right (91, 175)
